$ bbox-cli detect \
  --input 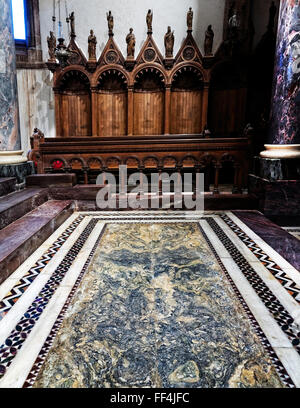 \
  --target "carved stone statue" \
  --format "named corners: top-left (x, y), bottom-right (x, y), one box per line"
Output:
top-left (243, 123), bottom-right (254, 138)
top-left (204, 25), bottom-right (214, 56)
top-left (126, 28), bottom-right (136, 58)
top-left (228, 11), bottom-right (239, 40)
top-left (164, 26), bottom-right (174, 58)
top-left (229, 12), bottom-right (239, 28)
top-left (69, 11), bottom-right (75, 37)
top-left (187, 7), bottom-right (193, 31)
top-left (47, 31), bottom-right (56, 61)
top-left (146, 9), bottom-right (153, 32)
top-left (107, 11), bottom-right (114, 35)
top-left (88, 30), bottom-right (97, 60)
